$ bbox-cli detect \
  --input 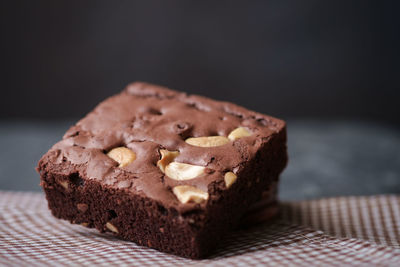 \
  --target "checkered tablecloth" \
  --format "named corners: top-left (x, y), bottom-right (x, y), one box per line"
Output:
top-left (0, 191), bottom-right (399, 266)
